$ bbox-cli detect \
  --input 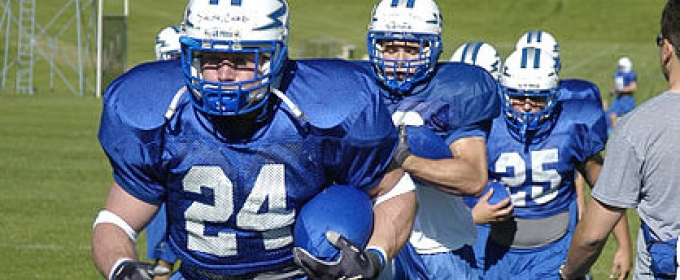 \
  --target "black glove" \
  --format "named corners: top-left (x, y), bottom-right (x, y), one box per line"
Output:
top-left (293, 231), bottom-right (385, 280)
top-left (390, 125), bottom-right (412, 169)
top-left (110, 260), bottom-right (170, 280)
